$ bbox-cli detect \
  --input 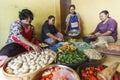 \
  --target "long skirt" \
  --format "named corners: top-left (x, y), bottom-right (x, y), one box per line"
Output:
top-left (0, 43), bottom-right (27, 57)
